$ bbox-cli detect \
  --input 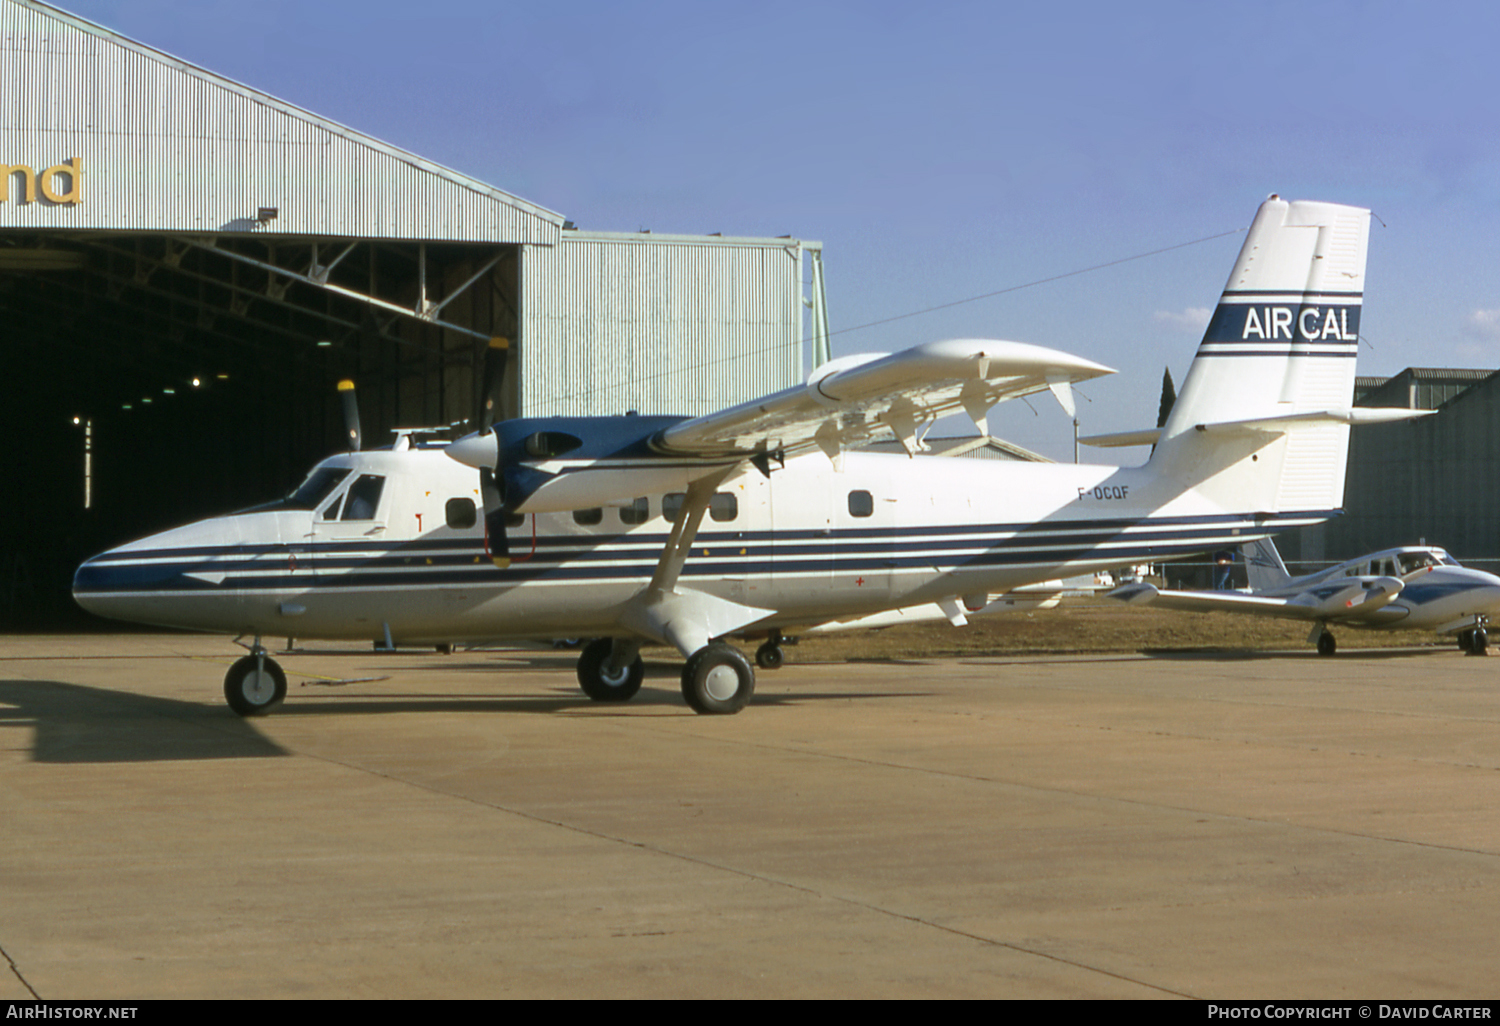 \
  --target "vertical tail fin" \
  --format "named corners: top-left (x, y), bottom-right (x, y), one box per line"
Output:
top-left (1150, 197), bottom-right (1371, 514)
top-left (1241, 537), bottom-right (1292, 591)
